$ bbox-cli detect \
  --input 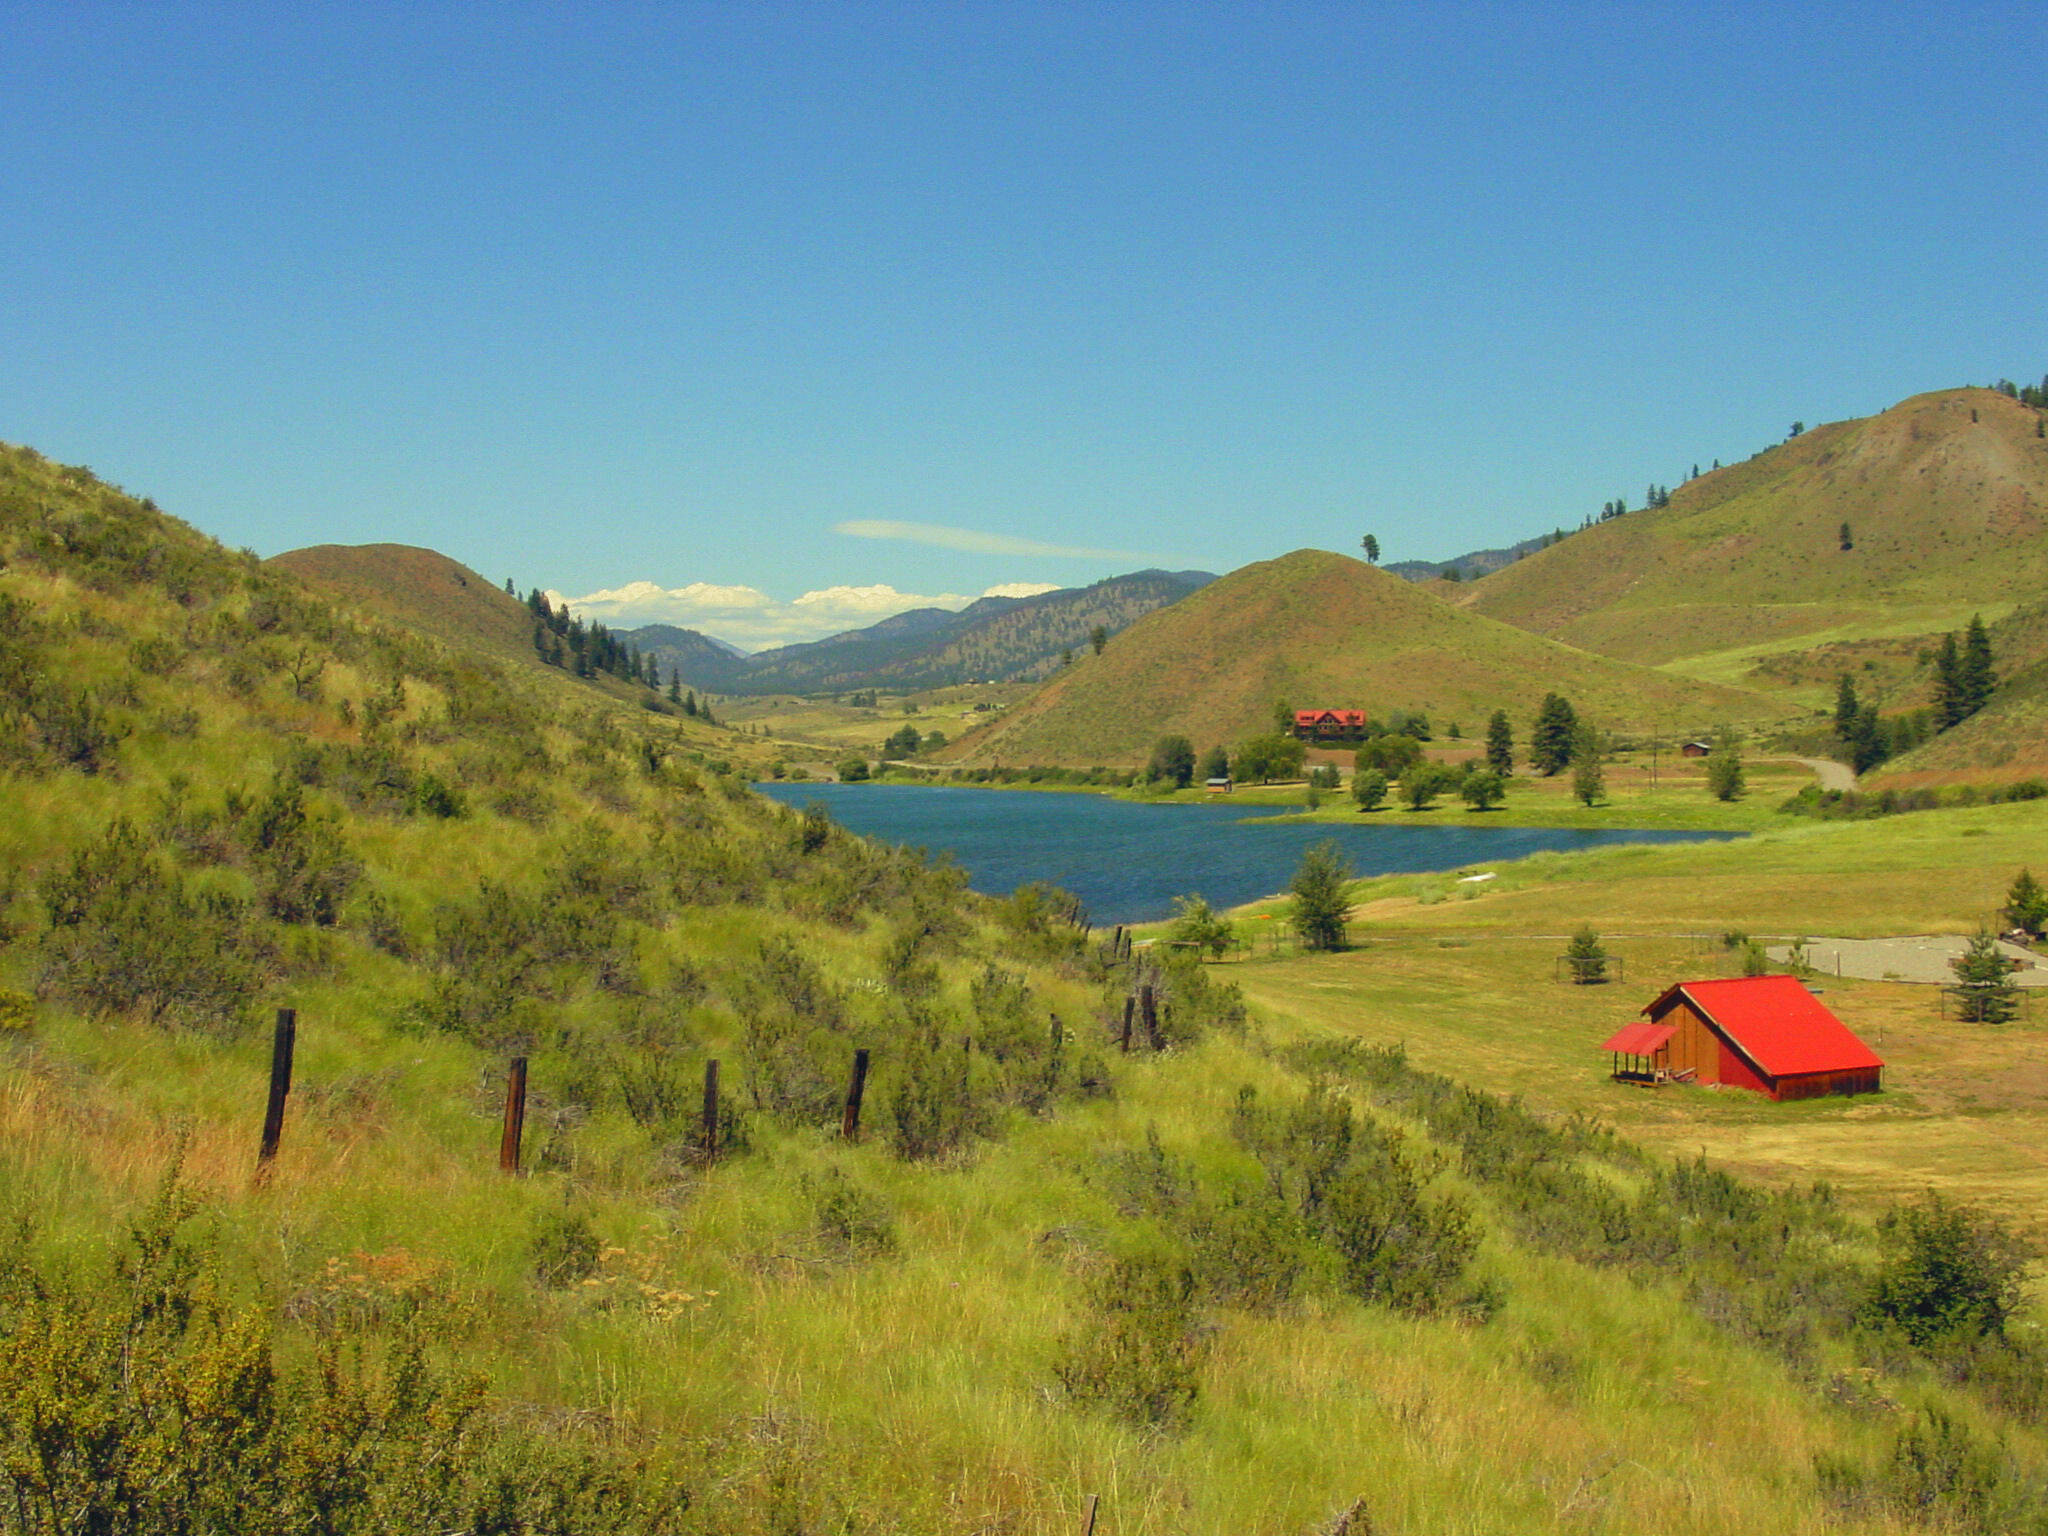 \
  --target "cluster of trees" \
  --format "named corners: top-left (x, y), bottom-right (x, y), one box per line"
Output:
top-left (525, 588), bottom-right (716, 721)
top-left (881, 724), bottom-right (945, 758)
top-left (1349, 755), bottom-right (1506, 814)
top-left (1831, 616), bottom-right (1995, 776)
top-left (1993, 374), bottom-right (2048, 408)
